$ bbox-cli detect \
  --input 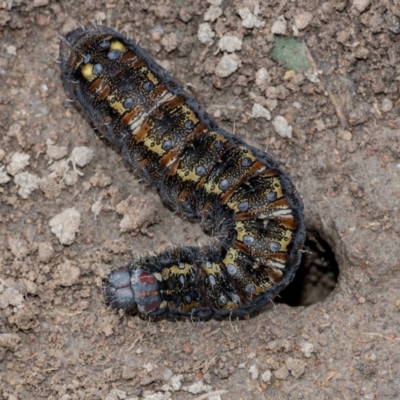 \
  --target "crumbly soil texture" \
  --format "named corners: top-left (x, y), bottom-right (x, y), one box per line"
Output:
top-left (1, 1), bottom-right (399, 399)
